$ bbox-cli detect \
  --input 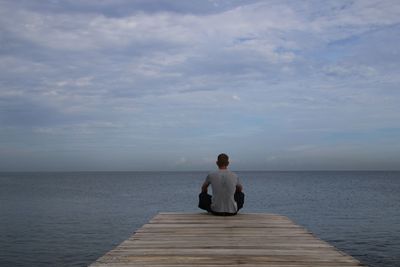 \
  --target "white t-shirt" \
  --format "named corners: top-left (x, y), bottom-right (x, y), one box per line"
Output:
top-left (205, 169), bottom-right (241, 213)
